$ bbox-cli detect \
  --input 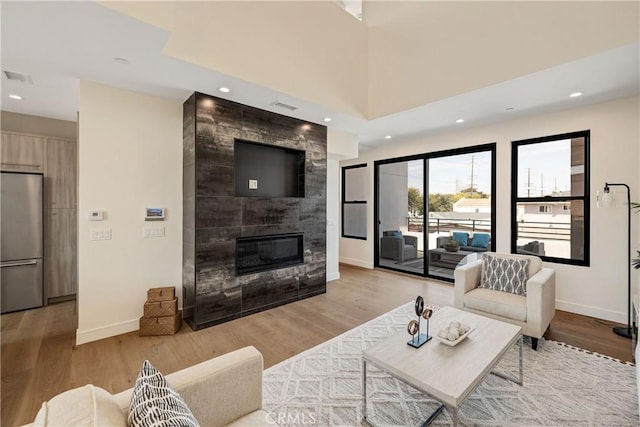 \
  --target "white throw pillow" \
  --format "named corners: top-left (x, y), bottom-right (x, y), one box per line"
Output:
top-left (480, 253), bottom-right (530, 296)
top-left (129, 360), bottom-right (199, 427)
top-left (33, 384), bottom-right (126, 426)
